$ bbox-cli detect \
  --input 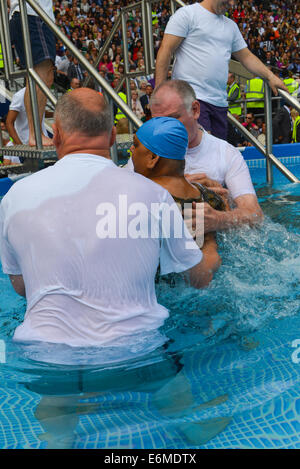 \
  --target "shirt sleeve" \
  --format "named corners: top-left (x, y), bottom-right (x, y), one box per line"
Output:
top-left (231, 20), bottom-right (247, 53)
top-left (0, 203), bottom-right (22, 275)
top-left (159, 191), bottom-right (203, 275)
top-left (224, 145), bottom-right (256, 199)
top-left (9, 91), bottom-right (23, 113)
top-left (164, 6), bottom-right (191, 38)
